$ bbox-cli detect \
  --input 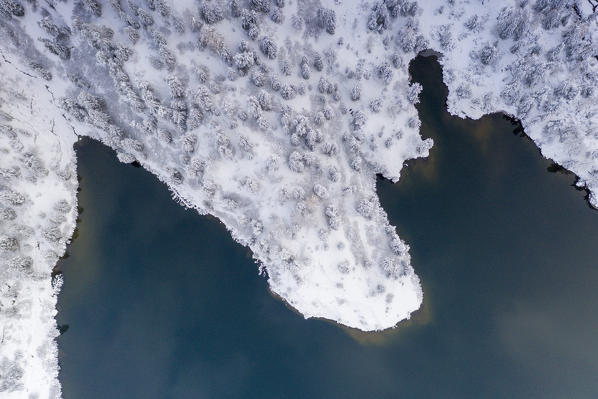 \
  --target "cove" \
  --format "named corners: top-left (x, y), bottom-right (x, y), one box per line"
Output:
top-left (55, 56), bottom-right (598, 398)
